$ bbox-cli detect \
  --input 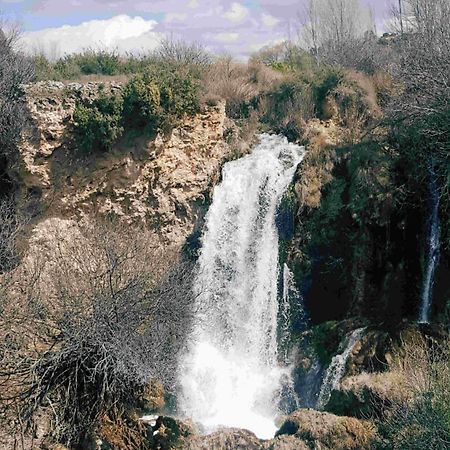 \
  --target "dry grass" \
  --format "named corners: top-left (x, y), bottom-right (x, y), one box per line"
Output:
top-left (378, 332), bottom-right (450, 450)
top-left (295, 120), bottom-right (338, 208)
top-left (97, 406), bottom-right (151, 450)
top-left (203, 57), bottom-right (281, 117)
